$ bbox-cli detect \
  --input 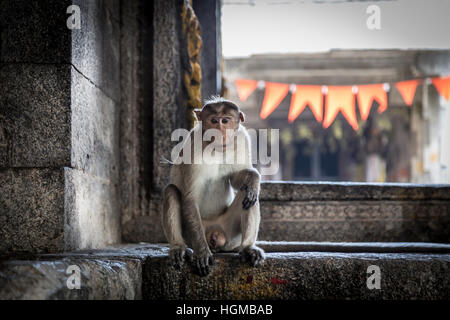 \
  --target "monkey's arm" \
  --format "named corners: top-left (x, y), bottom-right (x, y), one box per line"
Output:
top-left (230, 168), bottom-right (261, 210)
